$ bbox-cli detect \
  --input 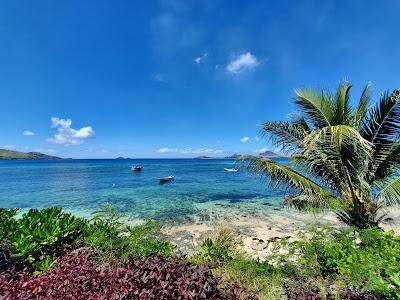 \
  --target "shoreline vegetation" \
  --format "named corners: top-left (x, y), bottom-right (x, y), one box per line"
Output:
top-left (1, 205), bottom-right (400, 299)
top-left (2, 82), bottom-right (400, 299)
